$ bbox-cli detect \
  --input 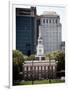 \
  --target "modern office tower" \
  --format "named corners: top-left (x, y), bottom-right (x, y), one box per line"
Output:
top-left (39, 11), bottom-right (62, 53)
top-left (16, 7), bottom-right (37, 56)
